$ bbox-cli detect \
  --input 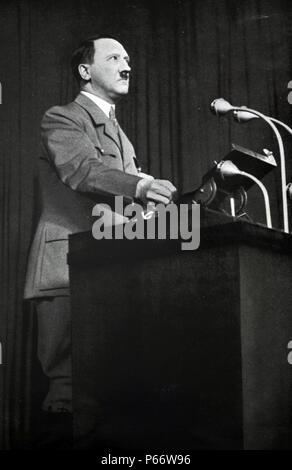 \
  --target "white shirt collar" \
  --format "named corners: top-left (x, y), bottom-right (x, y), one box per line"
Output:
top-left (80, 91), bottom-right (115, 118)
